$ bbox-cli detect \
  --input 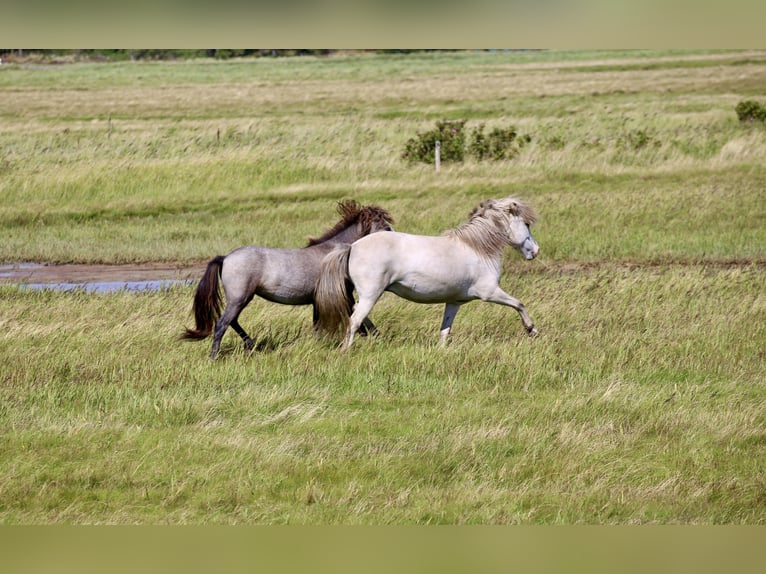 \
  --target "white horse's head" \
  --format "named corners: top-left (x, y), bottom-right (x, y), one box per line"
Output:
top-left (508, 217), bottom-right (539, 260)
top-left (499, 198), bottom-right (539, 260)
top-left (450, 196), bottom-right (539, 261)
